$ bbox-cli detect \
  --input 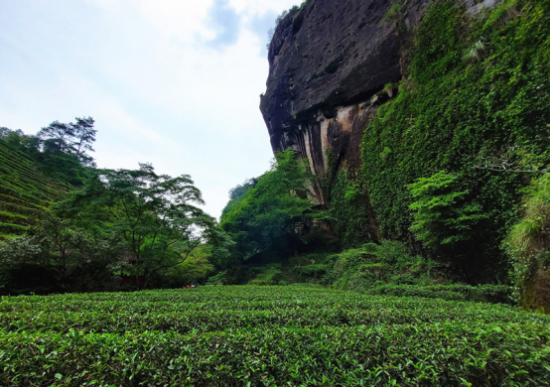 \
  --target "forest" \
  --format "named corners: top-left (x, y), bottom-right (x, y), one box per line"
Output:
top-left (2, 0), bottom-right (550, 385)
